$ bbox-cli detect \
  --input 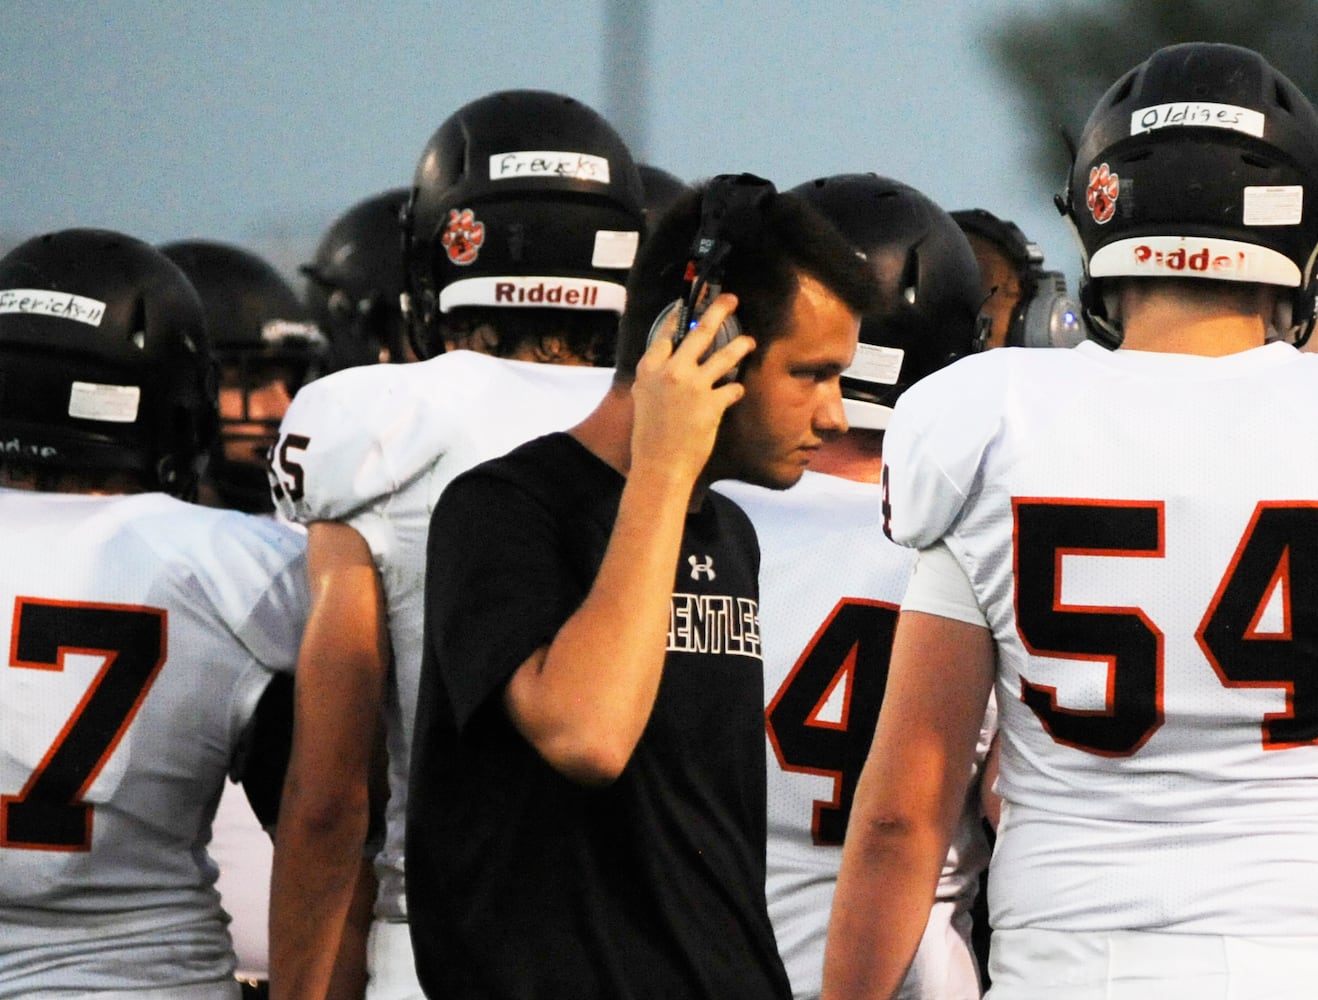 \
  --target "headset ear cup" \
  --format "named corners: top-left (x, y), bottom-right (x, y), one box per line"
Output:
top-left (1049, 287), bottom-right (1086, 348)
top-left (647, 299), bottom-right (743, 355)
top-left (1017, 271), bottom-right (1085, 348)
top-left (647, 299), bottom-right (682, 349)
top-left (645, 298), bottom-right (744, 382)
